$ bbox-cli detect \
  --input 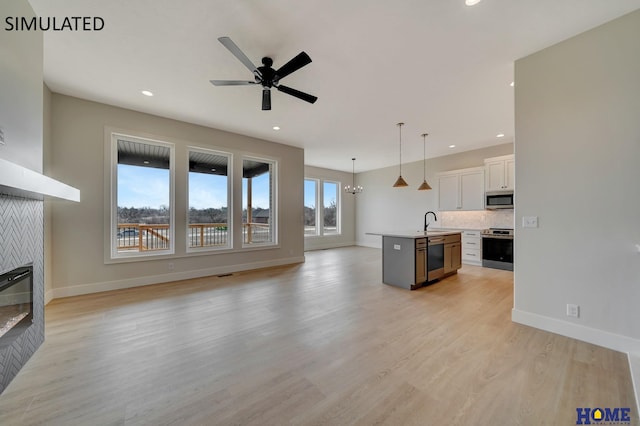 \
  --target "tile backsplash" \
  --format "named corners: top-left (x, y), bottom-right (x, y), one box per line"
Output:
top-left (437, 209), bottom-right (514, 230)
